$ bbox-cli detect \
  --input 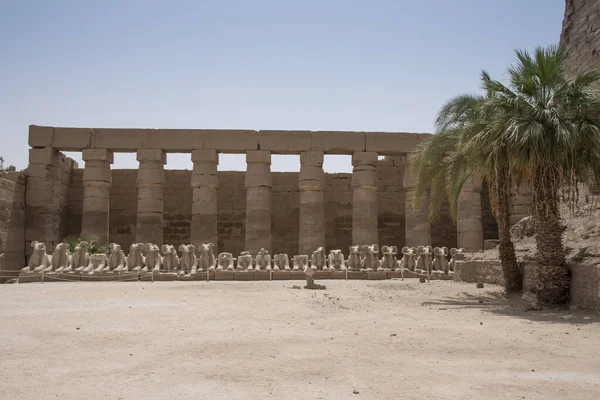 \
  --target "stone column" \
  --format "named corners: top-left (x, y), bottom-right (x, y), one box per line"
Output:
top-left (403, 156), bottom-right (431, 247)
top-left (352, 151), bottom-right (379, 245)
top-left (298, 151), bottom-right (325, 255)
top-left (191, 150), bottom-right (219, 247)
top-left (457, 176), bottom-right (484, 252)
top-left (245, 150), bottom-right (272, 254)
top-left (136, 149), bottom-right (166, 245)
top-left (81, 149), bottom-right (113, 246)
